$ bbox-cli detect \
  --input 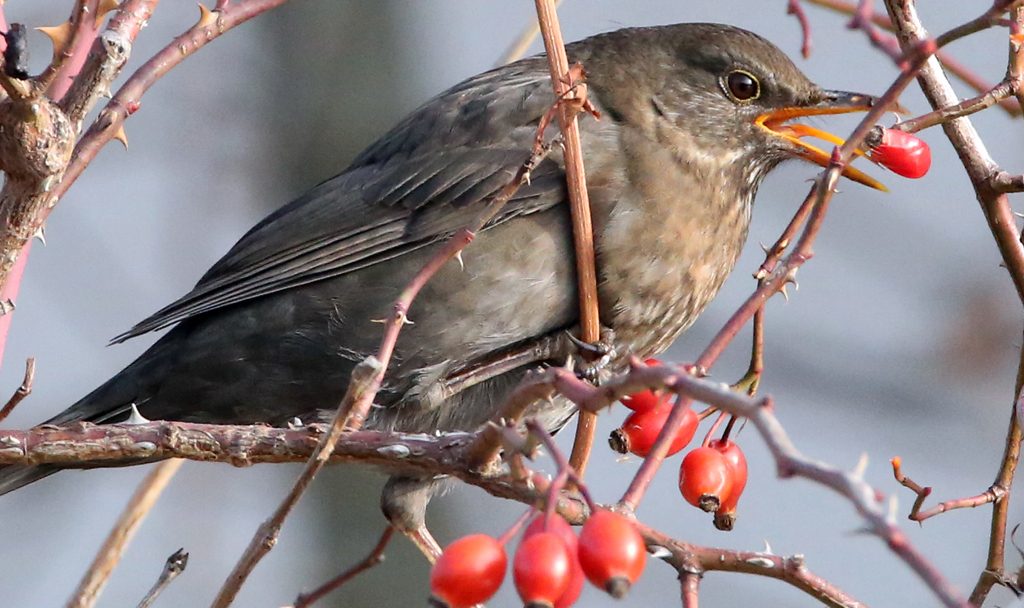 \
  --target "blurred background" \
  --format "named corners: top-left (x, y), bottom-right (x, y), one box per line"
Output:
top-left (0, 1), bottom-right (1021, 606)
